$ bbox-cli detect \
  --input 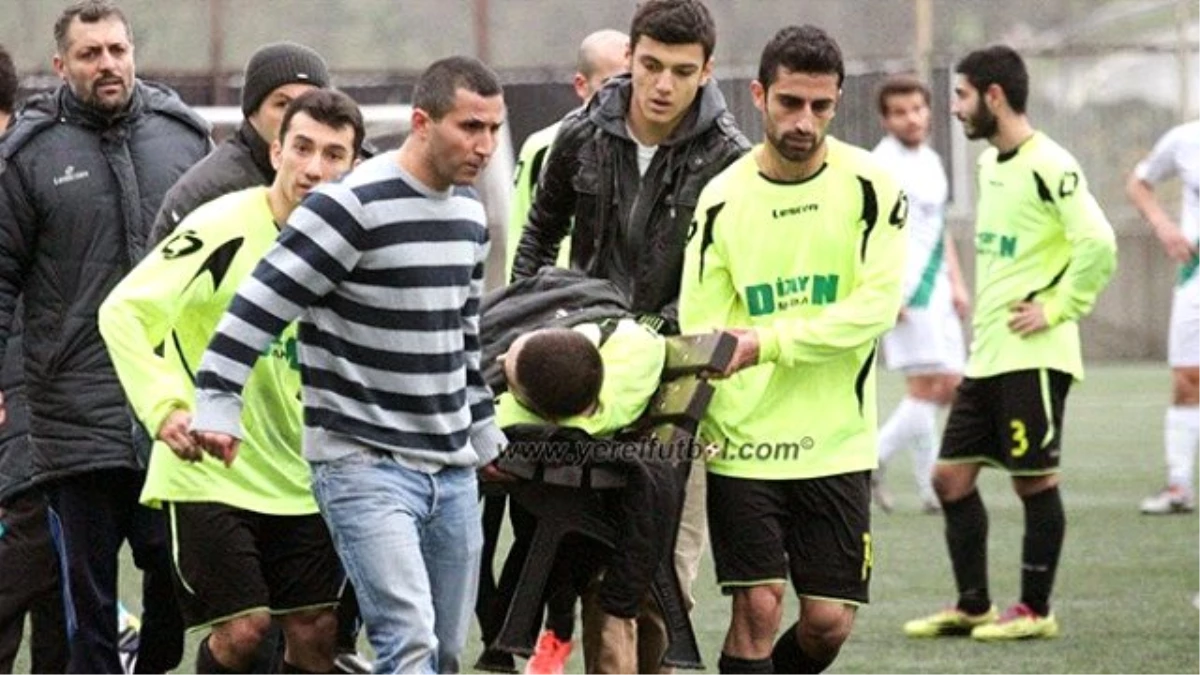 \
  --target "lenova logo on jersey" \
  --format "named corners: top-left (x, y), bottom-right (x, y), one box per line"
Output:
top-left (976, 231), bottom-right (1018, 259)
top-left (746, 273), bottom-right (840, 316)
